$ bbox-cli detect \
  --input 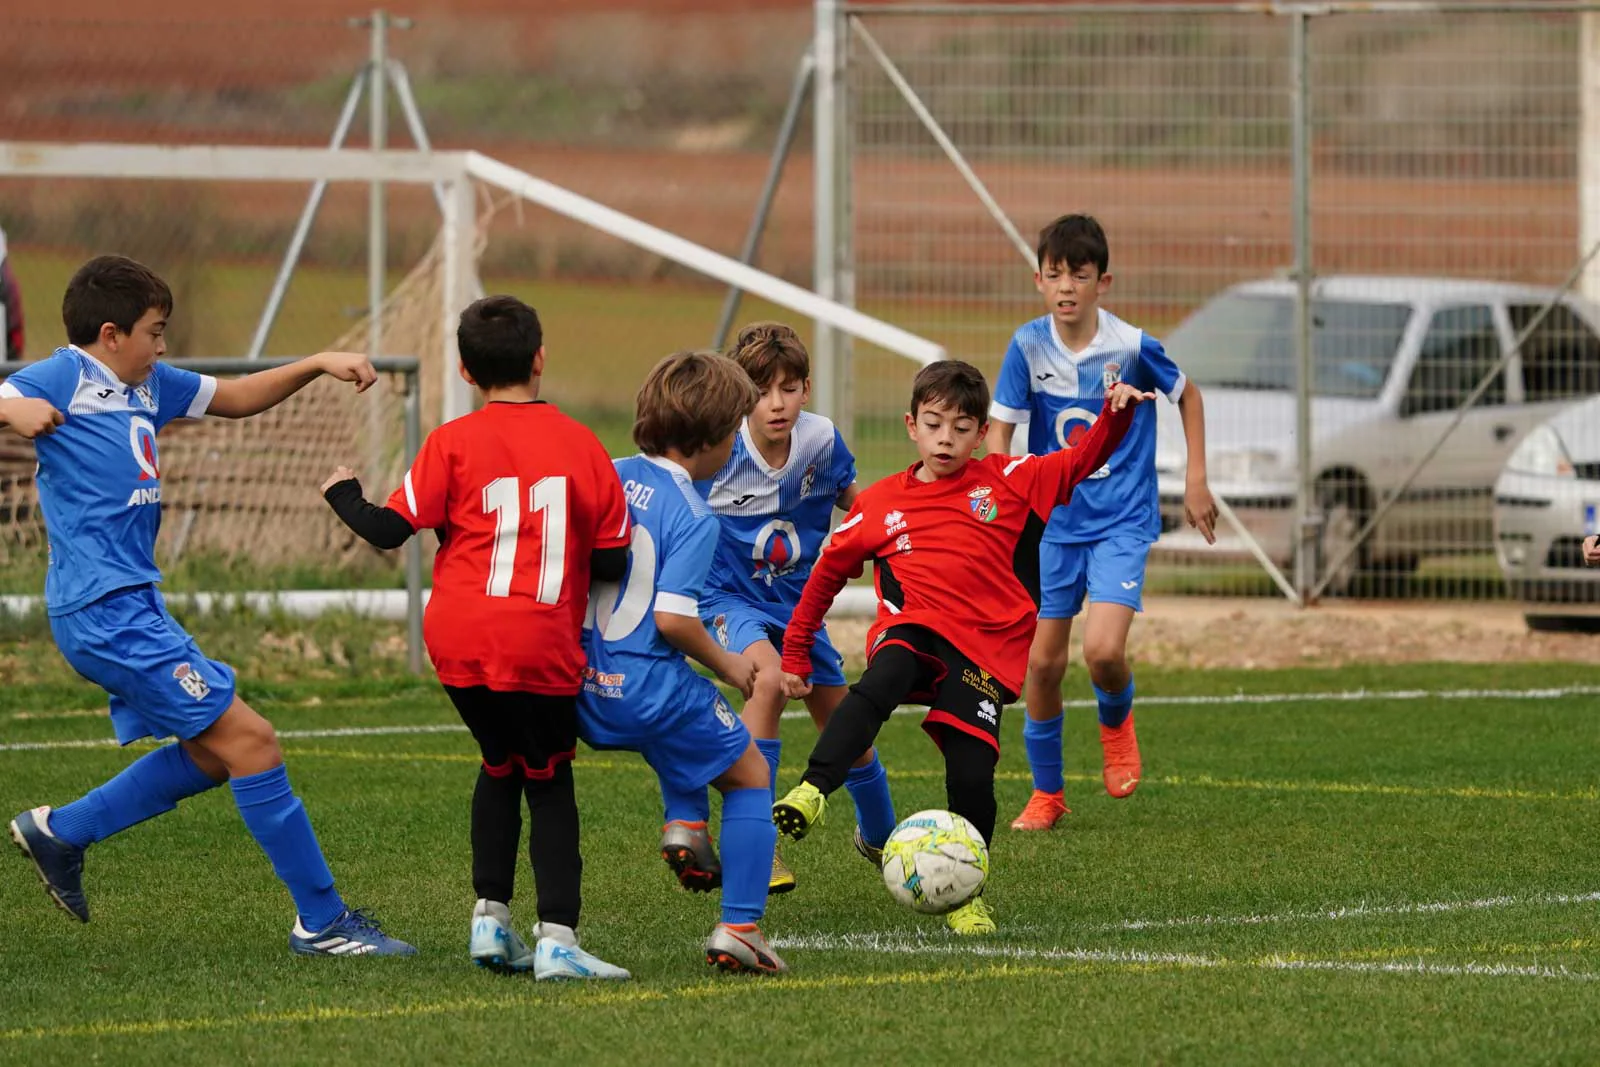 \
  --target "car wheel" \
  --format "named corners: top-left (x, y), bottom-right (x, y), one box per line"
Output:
top-left (1315, 481), bottom-right (1367, 597)
top-left (1524, 614), bottom-right (1600, 634)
